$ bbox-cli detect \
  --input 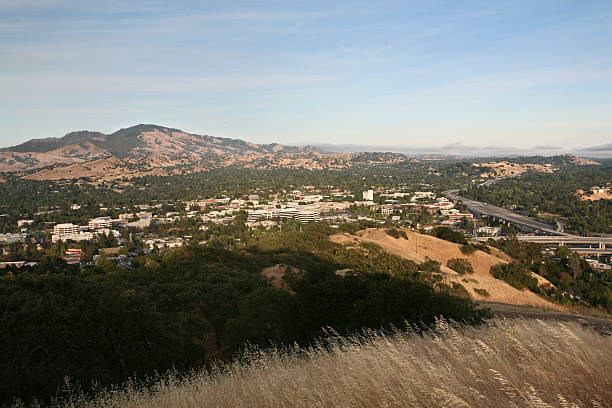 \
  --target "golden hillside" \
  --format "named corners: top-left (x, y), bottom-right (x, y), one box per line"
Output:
top-left (55, 318), bottom-right (612, 408)
top-left (331, 228), bottom-right (561, 310)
